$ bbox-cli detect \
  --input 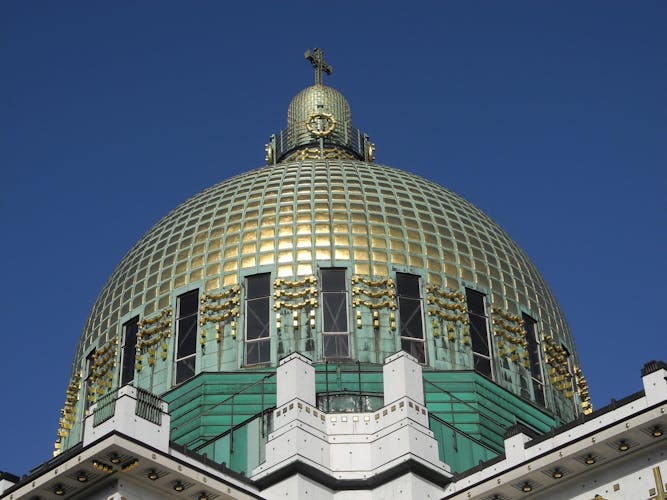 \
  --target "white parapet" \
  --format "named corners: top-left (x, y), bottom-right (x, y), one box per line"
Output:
top-left (83, 385), bottom-right (170, 452)
top-left (252, 351), bottom-right (451, 498)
